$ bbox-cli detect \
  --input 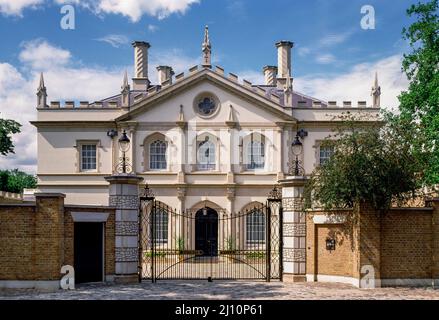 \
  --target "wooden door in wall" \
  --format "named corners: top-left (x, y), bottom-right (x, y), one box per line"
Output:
top-left (74, 222), bottom-right (104, 283)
